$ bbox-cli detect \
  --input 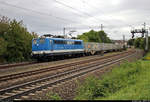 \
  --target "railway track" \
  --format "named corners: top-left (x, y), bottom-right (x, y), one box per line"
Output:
top-left (0, 50), bottom-right (135, 82)
top-left (0, 50), bottom-right (136, 101)
top-left (0, 52), bottom-right (109, 70)
top-left (0, 62), bottom-right (38, 70)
